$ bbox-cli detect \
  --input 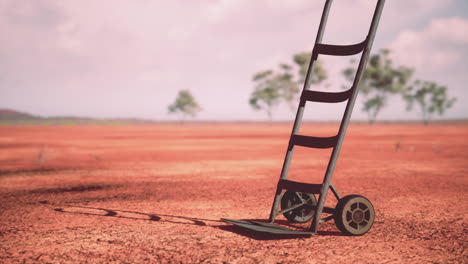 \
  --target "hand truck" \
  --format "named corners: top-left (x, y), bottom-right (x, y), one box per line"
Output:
top-left (222, 0), bottom-right (385, 236)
